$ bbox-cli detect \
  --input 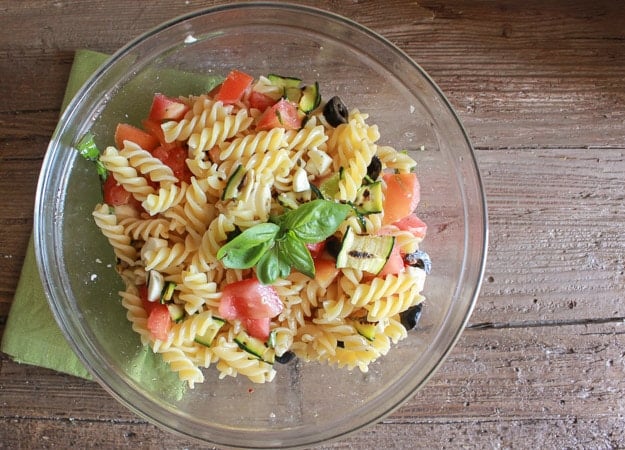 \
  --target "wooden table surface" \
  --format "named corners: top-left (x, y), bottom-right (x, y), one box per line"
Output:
top-left (2, 0), bottom-right (624, 448)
